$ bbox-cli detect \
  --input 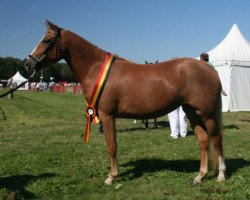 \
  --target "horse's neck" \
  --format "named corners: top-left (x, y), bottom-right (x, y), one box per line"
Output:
top-left (61, 30), bottom-right (106, 101)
